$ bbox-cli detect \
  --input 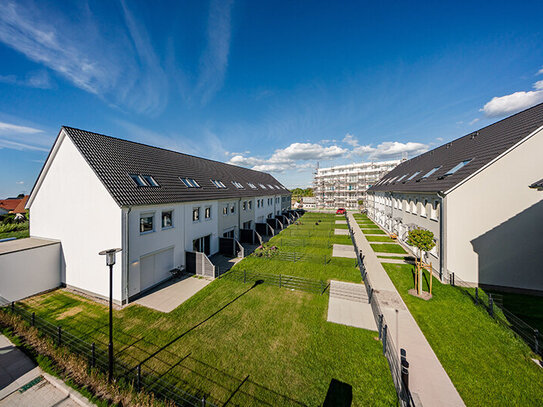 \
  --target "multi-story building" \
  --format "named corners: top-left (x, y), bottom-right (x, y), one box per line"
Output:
top-left (26, 127), bottom-right (291, 304)
top-left (366, 102), bottom-right (543, 294)
top-left (313, 161), bottom-right (400, 209)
